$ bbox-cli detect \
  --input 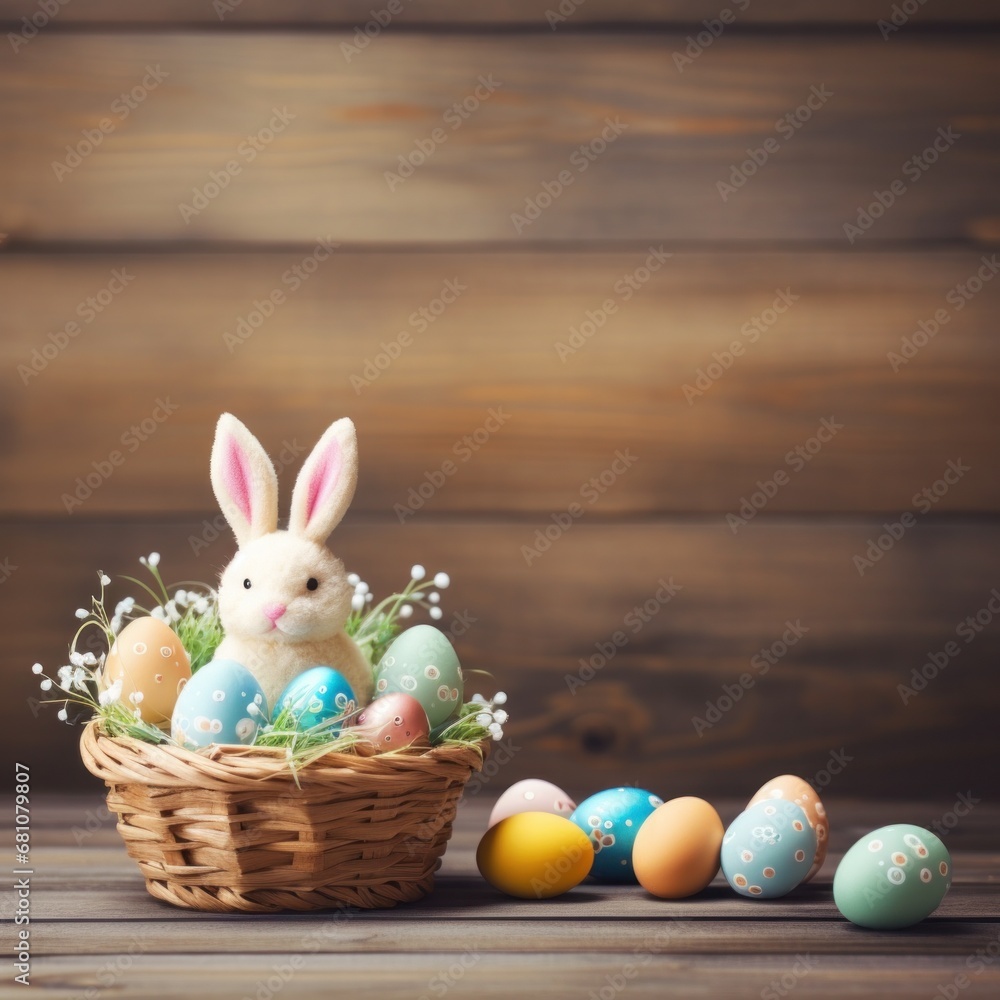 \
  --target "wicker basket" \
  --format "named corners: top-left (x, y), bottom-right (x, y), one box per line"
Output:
top-left (80, 721), bottom-right (488, 913)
